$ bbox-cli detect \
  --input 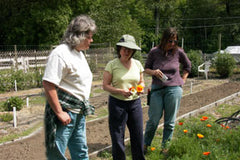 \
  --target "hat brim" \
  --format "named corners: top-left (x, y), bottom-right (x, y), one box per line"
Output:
top-left (116, 42), bottom-right (141, 51)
